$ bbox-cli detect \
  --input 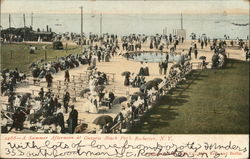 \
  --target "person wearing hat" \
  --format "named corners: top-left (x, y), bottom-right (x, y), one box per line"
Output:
top-left (67, 105), bottom-right (78, 134)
